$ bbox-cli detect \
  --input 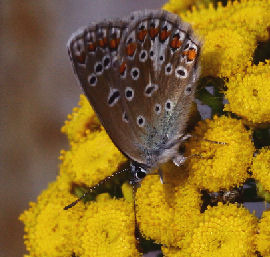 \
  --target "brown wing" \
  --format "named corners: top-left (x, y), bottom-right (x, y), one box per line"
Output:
top-left (117, 10), bottom-right (201, 167)
top-left (67, 19), bottom-right (146, 163)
